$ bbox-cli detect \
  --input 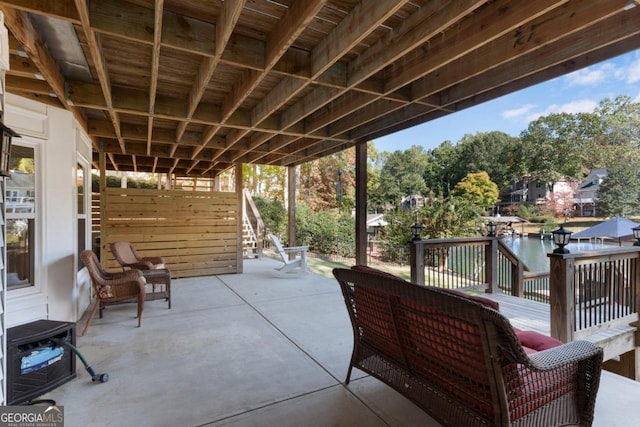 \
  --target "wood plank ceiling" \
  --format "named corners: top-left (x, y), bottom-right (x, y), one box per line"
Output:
top-left (1, 0), bottom-right (639, 177)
